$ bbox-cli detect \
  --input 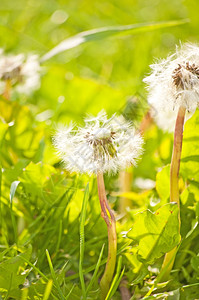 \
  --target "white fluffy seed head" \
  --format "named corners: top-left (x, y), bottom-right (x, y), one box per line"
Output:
top-left (53, 111), bottom-right (143, 175)
top-left (144, 43), bottom-right (199, 132)
top-left (0, 50), bottom-right (41, 95)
